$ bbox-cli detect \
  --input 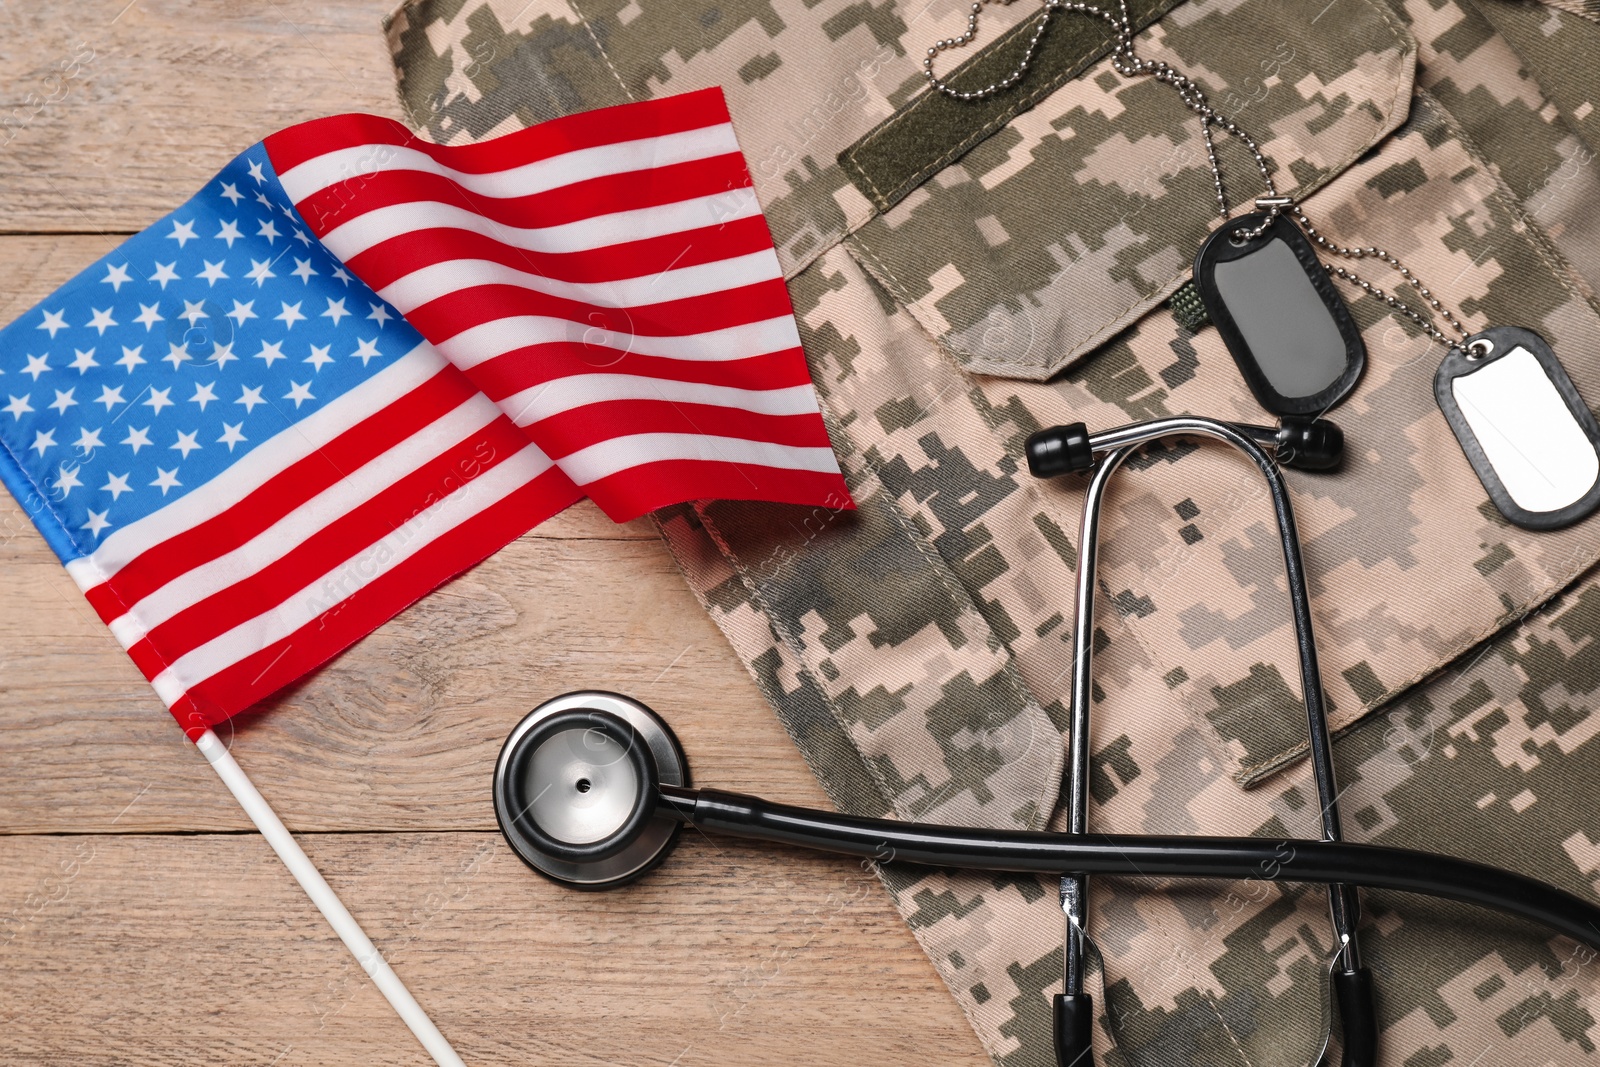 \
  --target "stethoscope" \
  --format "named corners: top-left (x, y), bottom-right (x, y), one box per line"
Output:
top-left (493, 415), bottom-right (1600, 1067)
